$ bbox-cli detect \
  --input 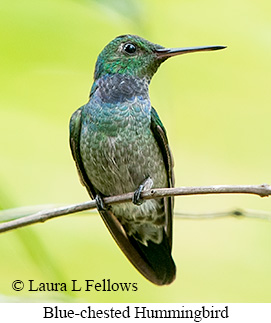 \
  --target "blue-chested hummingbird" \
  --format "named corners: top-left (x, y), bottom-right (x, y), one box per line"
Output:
top-left (69, 35), bottom-right (225, 285)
